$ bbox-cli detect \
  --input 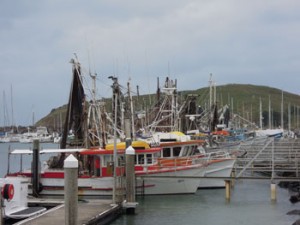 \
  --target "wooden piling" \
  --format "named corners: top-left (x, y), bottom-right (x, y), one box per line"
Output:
top-left (32, 139), bottom-right (40, 197)
top-left (271, 182), bottom-right (276, 201)
top-left (64, 154), bottom-right (78, 225)
top-left (124, 119), bottom-right (138, 214)
top-left (225, 180), bottom-right (231, 201)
